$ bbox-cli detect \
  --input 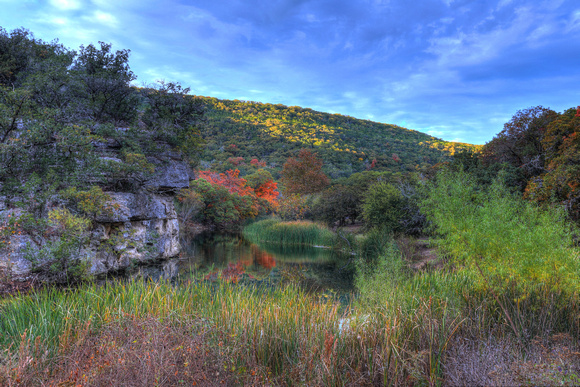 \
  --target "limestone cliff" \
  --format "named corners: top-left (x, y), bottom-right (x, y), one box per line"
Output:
top-left (0, 140), bottom-right (191, 279)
